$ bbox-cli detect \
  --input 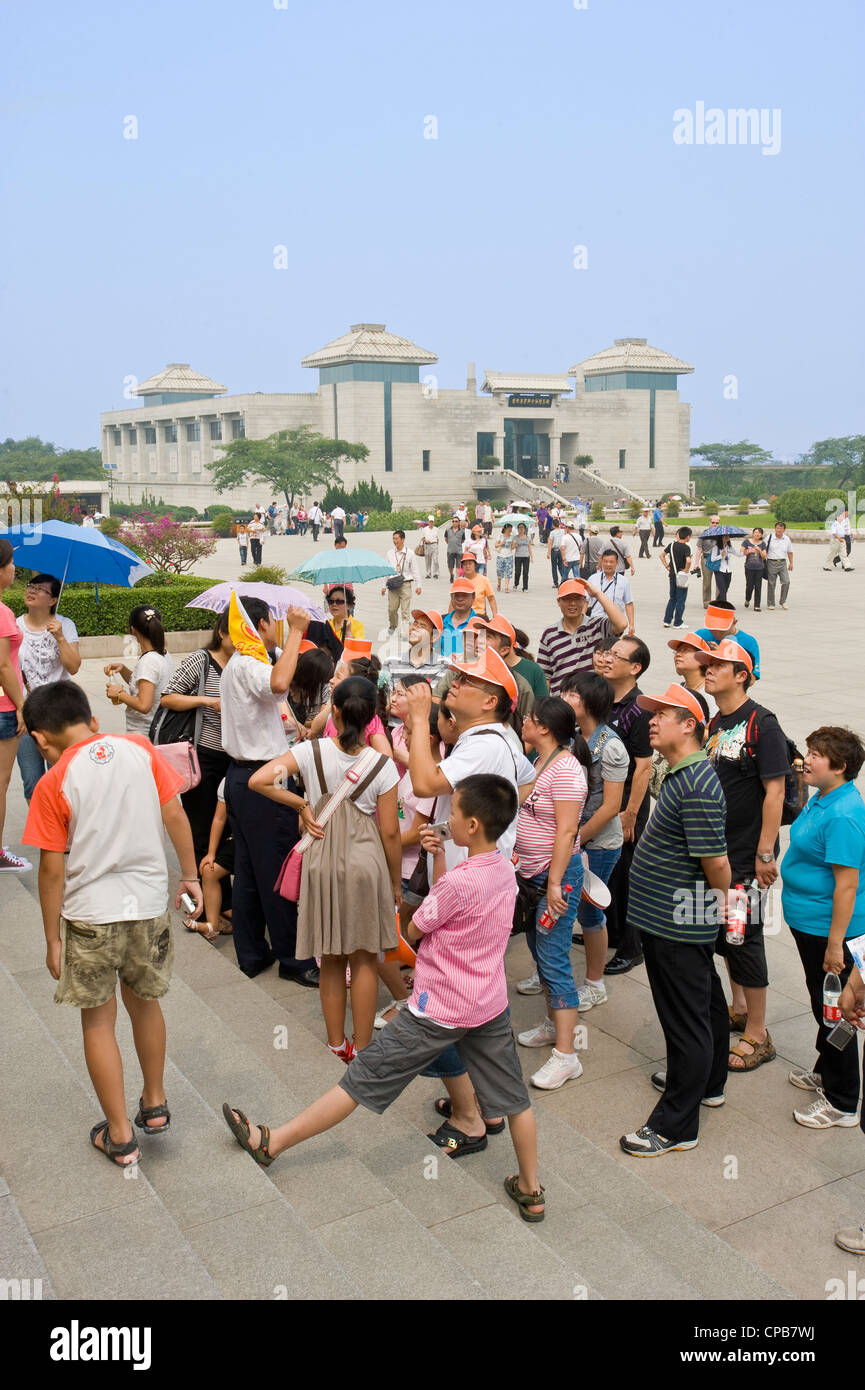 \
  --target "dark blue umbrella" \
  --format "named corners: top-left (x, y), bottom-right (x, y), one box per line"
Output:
top-left (5, 520), bottom-right (153, 603)
top-left (699, 525), bottom-right (747, 538)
